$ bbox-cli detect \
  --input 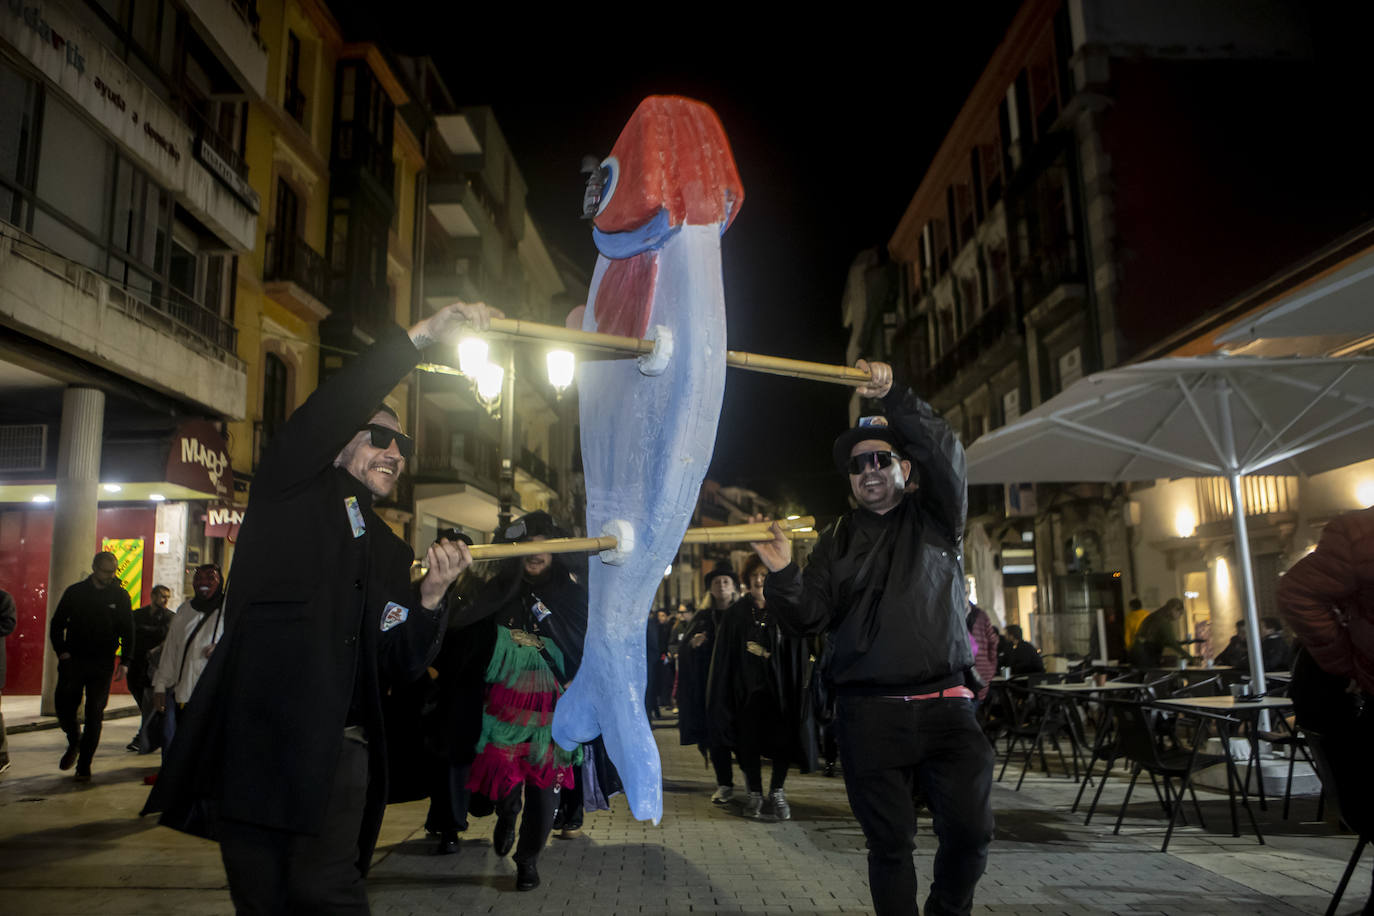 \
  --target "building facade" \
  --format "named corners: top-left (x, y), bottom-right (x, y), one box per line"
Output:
top-left (865, 0), bottom-right (1374, 656)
